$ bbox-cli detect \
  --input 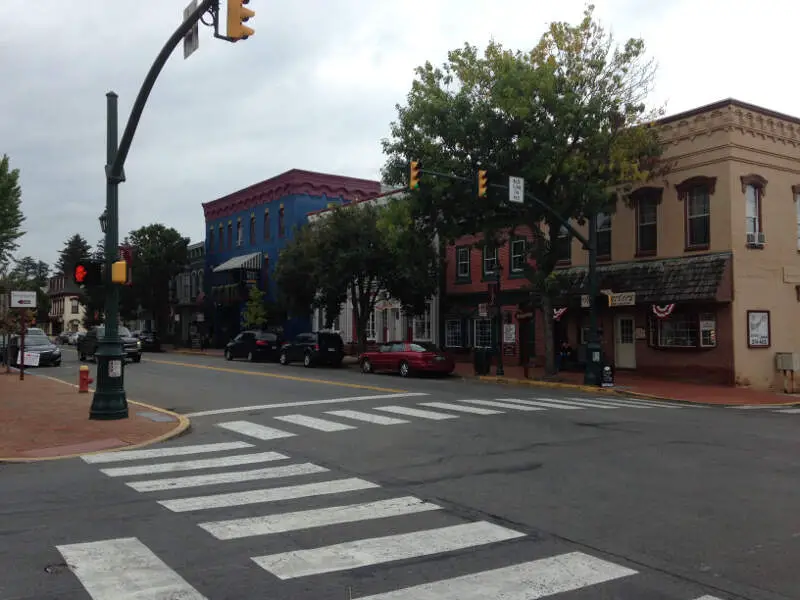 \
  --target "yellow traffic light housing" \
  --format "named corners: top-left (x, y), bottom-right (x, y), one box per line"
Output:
top-left (111, 261), bottom-right (128, 285)
top-left (227, 0), bottom-right (255, 41)
top-left (477, 170), bottom-right (488, 198)
top-left (409, 160), bottom-right (421, 190)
